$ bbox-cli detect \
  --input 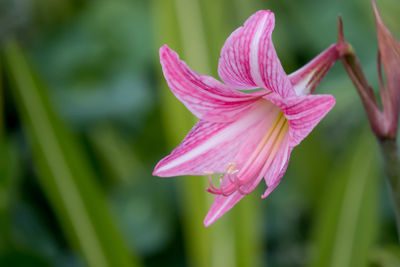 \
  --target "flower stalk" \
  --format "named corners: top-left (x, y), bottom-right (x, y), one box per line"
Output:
top-left (338, 1), bottom-right (400, 240)
top-left (378, 138), bottom-right (400, 239)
